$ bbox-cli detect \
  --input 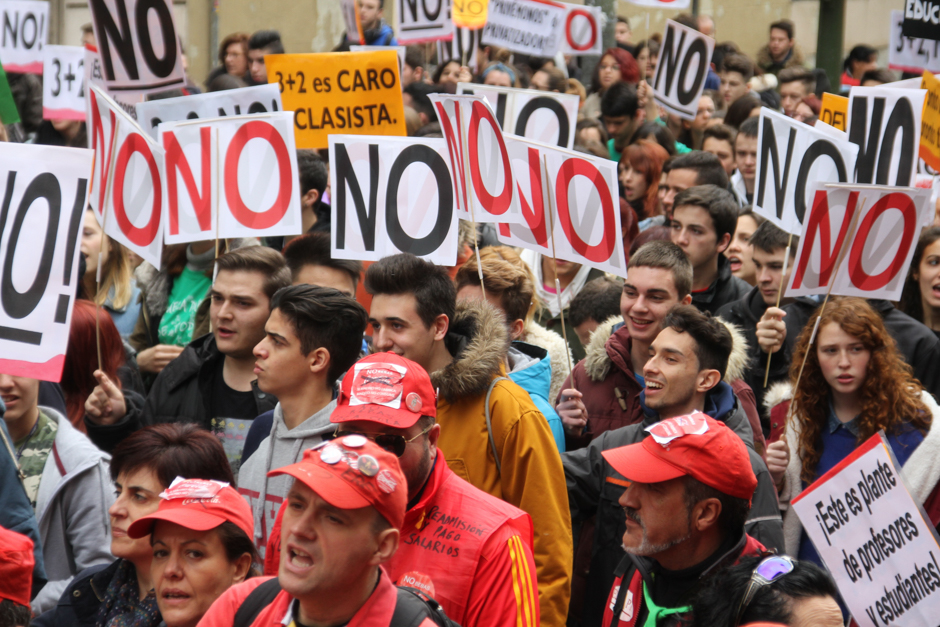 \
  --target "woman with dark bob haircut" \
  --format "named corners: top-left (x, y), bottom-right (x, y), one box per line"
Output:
top-left (33, 424), bottom-right (236, 627)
